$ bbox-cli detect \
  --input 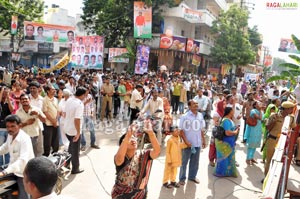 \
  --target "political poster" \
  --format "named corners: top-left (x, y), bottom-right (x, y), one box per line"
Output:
top-left (278, 38), bottom-right (300, 54)
top-left (135, 45), bottom-right (150, 75)
top-left (70, 36), bottom-right (104, 69)
top-left (24, 21), bottom-right (75, 43)
top-left (134, 1), bottom-right (152, 39)
top-left (11, 16), bottom-right (18, 35)
top-left (108, 48), bottom-right (129, 63)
